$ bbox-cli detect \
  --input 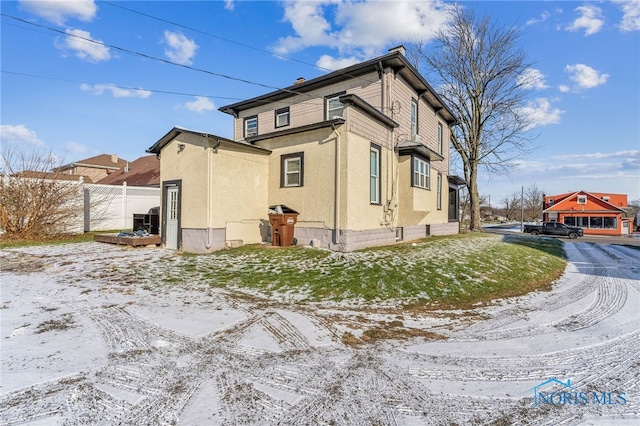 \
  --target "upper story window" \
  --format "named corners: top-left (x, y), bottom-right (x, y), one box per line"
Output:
top-left (577, 195), bottom-right (587, 204)
top-left (413, 156), bottom-right (430, 190)
top-left (437, 123), bottom-right (443, 154)
top-left (325, 92), bottom-right (345, 120)
top-left (281, 152), bottom-right (304, 187)
top-left (275, 107), bottom-right (290, 128)
top-left (244, 116), bottom-right (258, 138)
top-left (411, 99), bottom-right (418, 138)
